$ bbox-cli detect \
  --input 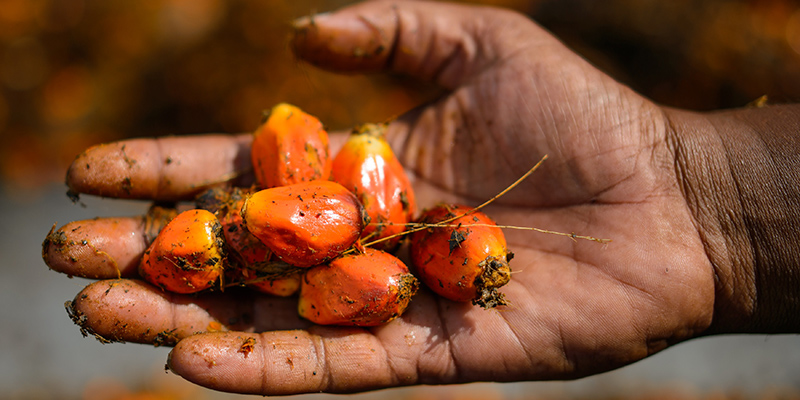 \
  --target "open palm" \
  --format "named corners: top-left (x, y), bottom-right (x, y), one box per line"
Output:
top-left (48, 1), bottom-right (716, 395)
